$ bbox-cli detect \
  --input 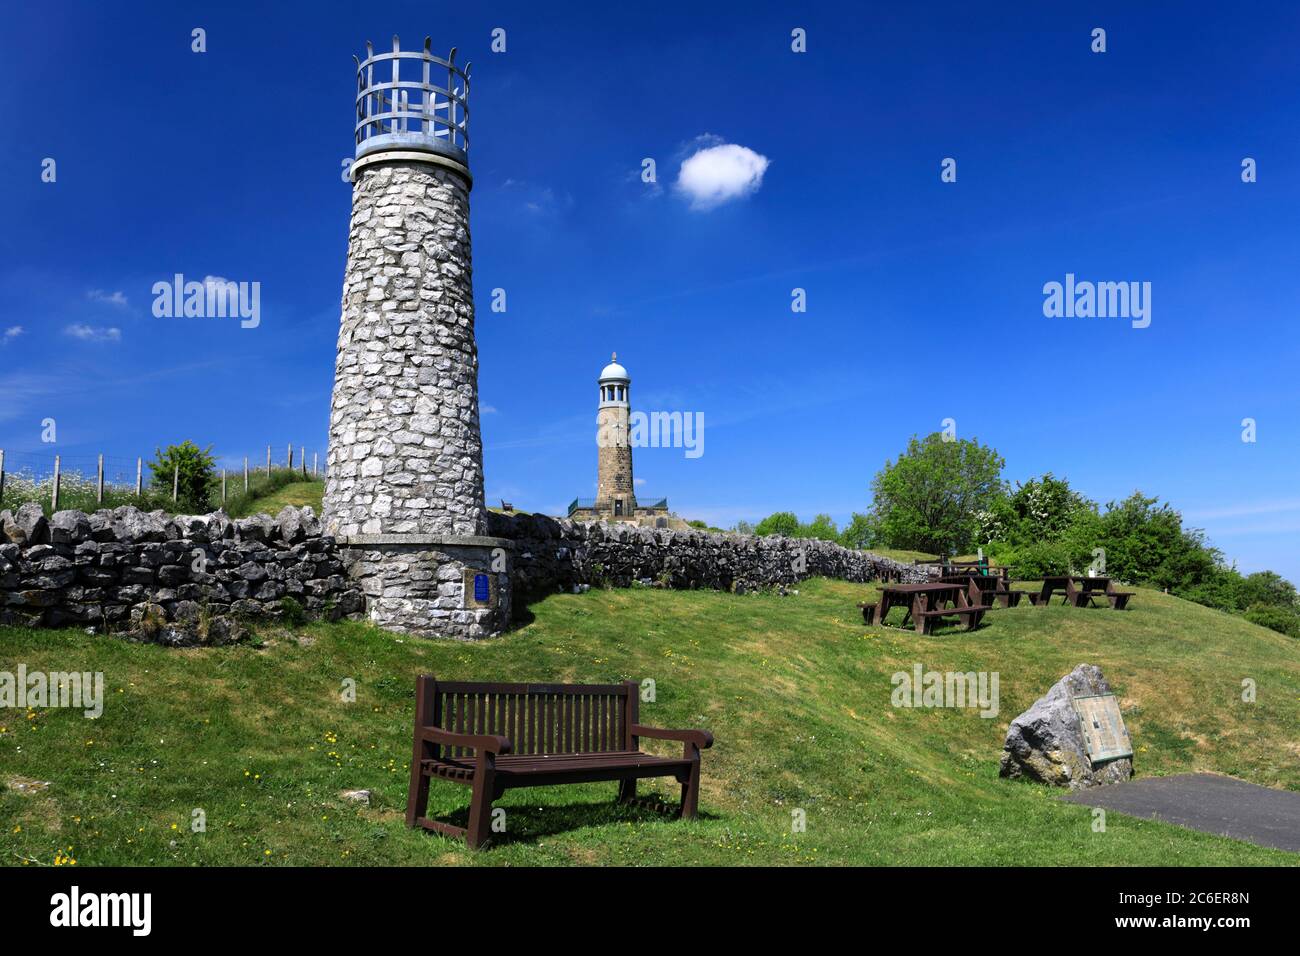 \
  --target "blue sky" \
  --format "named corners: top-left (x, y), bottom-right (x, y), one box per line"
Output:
top-left (2, 1), bottom-right (1299, 580)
